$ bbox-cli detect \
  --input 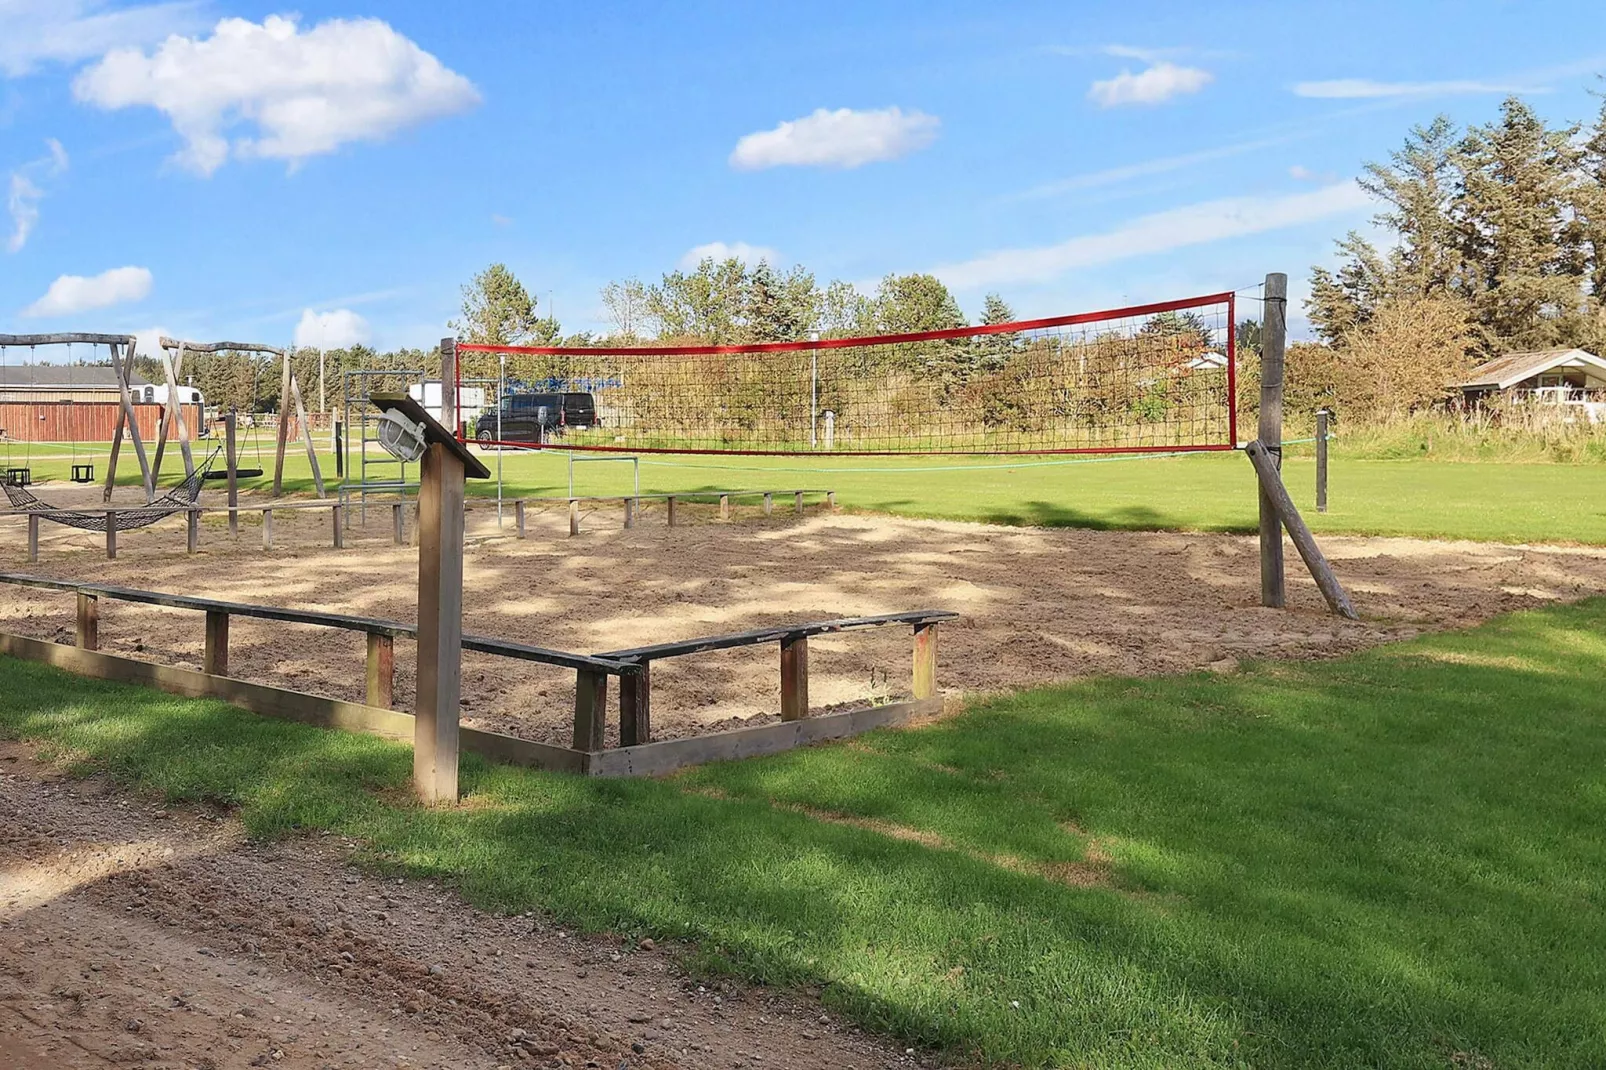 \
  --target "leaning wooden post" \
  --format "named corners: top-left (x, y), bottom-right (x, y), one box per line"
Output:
top-left (104, 340), bottom-right (155, 504)
top-left (780, 635), bottom-right (809, 721)
top-left (619, 663), bottom-right (651, 747)
top-left (76, 592), bottom-right (98, 651)
top-left (27, 515), bottom-right (38, 563)
top-left (912, 622), bottom-right (938, 700)
top-left (272, 352), bottom-right (293, 497)
top-left (203, 610), bottom-right (229, 676)
top-left (1315, 407), bottom-right (1331, 514)
top-left (366, 632), bottom-right (395, 708)
top-left (1246, 441), bottom-right (1358, 619)
top-left (226, 411), bottom-right (240, 535)
top-left (1258, 272), bottom-right (1288, 609)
